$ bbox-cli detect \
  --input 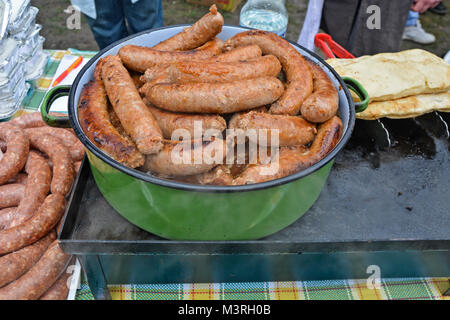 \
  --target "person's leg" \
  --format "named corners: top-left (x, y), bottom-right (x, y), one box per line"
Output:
top-left (405, 10), bottom-right (419, 27)
top-left (85, 0), bottom-right (128, 49)
top-left (403, 10), bottom-right (436, 44)
top-left (123, 0), bottom-right (164, 35)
